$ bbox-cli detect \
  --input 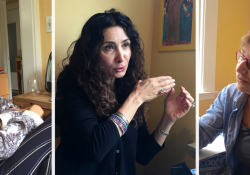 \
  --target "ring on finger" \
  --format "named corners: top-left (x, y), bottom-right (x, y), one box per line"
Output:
top-left (158, 88), bottom-right (171, 95)
top-left (158, 90), bottom-right (167, 94)
top-left (159, 87), bottom-right (166, 94)
top-left (191, 101), bottom-right (195, 108)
